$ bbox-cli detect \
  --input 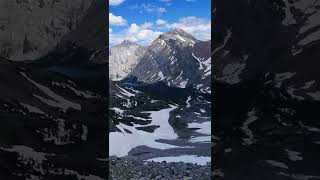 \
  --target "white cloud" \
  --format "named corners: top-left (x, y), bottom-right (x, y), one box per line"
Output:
top-left (141, 4), bottom-right (167, 14)
top-left (109, 28), bottom-right (113, 33)
top-left (141, 22), bottom-right (153, 29)
top-left (156, 19), bottom-right (167, 26)
top-left (129, 4), bottom-right (167, 14)
top-left (109, 0), bottom-right (125, 6)
top-left (109, 13), bottom-right (127, 26)
top-left (109, 16), bottom-right (211, 47)
top-left (110, 23), bottom-right (162, 47)
top-left (128, 4), bottom-right (139, 10)
top-left (167, 16), bottom-right (211, 41)
top-left (158, 7), bottom-right (167, 13)
top-left (185, 0), bottom-right (196, 2)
